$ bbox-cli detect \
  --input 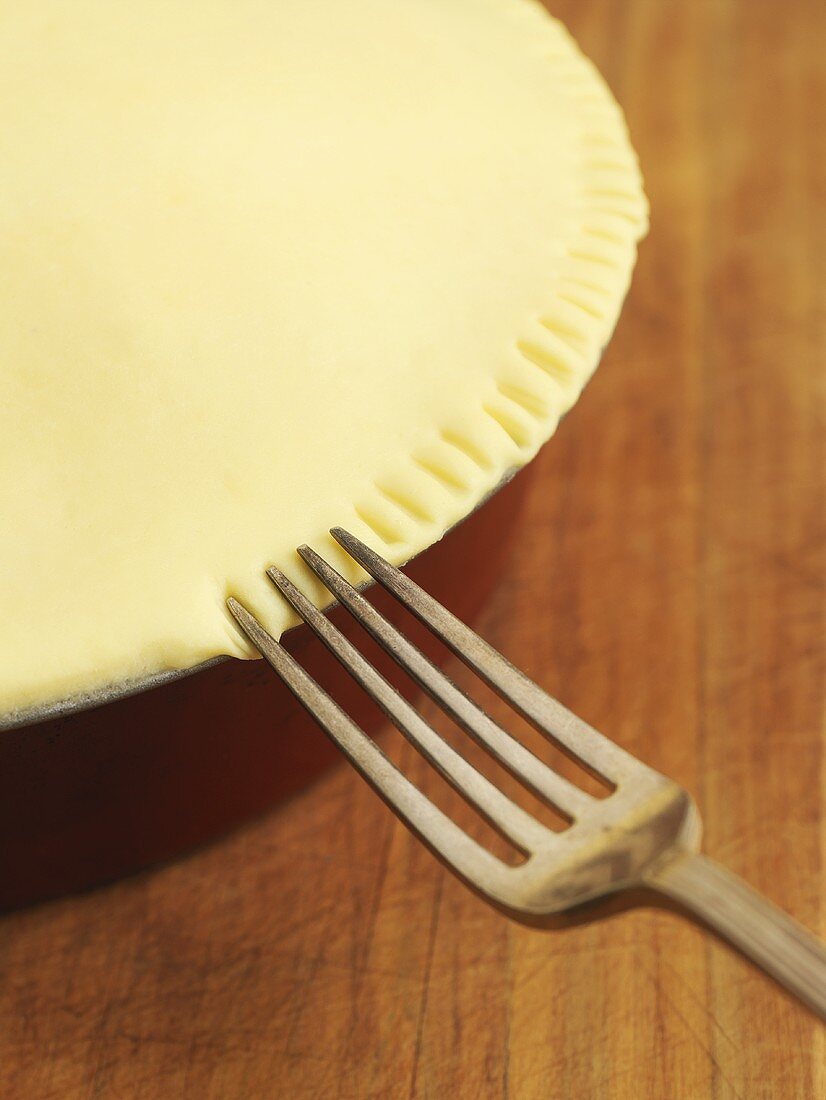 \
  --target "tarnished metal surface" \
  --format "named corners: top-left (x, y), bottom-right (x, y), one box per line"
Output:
top-left (228, 528), bottom-right (826, 1019)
